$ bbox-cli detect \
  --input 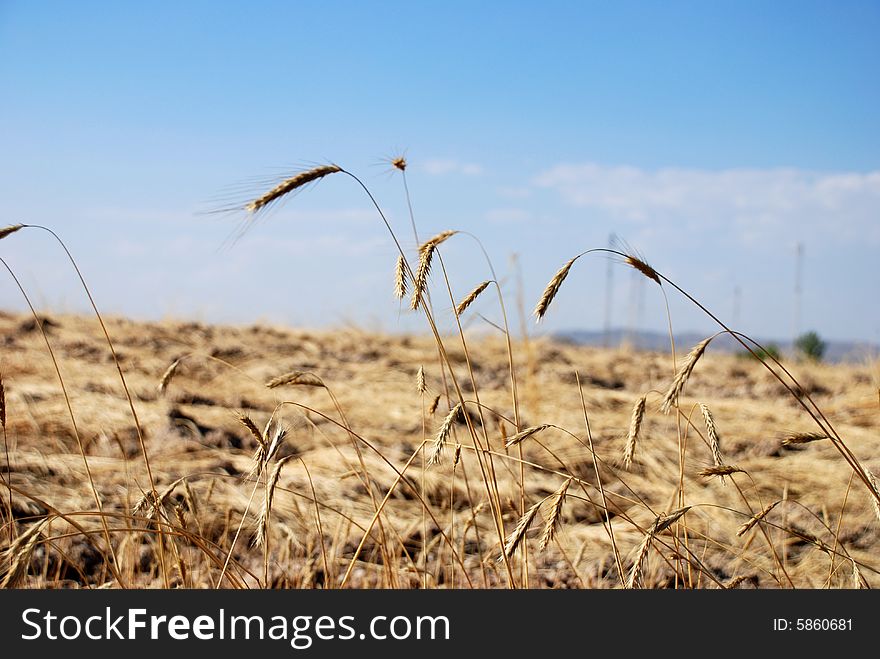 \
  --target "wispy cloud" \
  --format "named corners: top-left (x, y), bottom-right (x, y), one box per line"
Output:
top-left (534, 163), bottom-right (880, 245)
top-left (421, 159), bottom-right (484, 177)
top-left (485, 207), bottom-right (532, 224)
